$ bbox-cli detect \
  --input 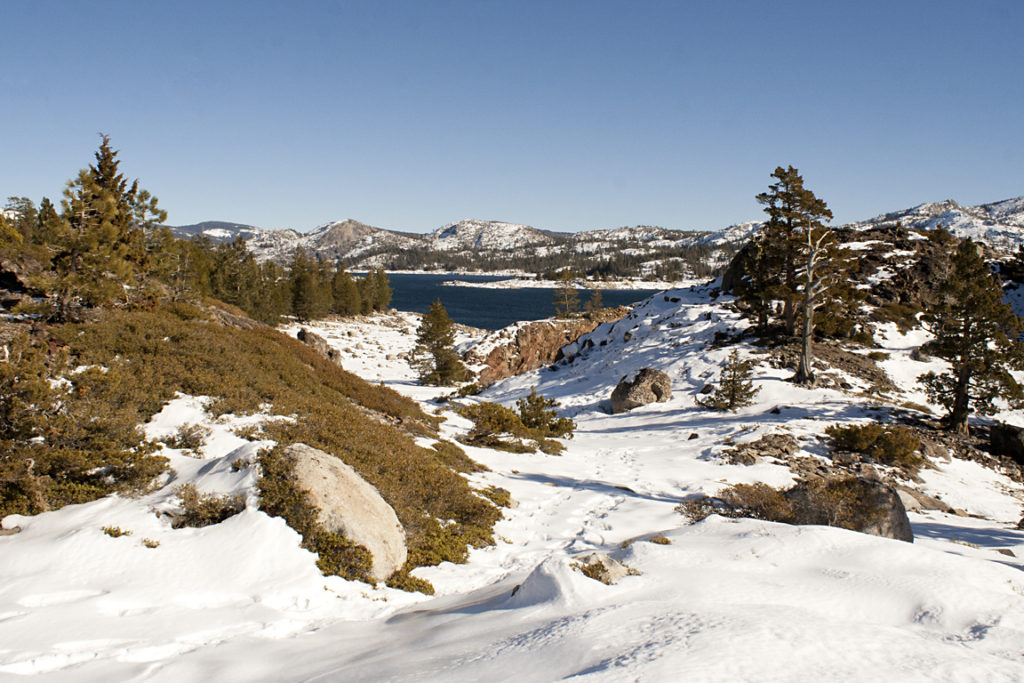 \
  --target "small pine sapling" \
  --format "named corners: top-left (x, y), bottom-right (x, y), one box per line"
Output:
top-left (697, 349), bottom-right (761, 411)
top-left (516, 387), bottom-right (576, 439)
